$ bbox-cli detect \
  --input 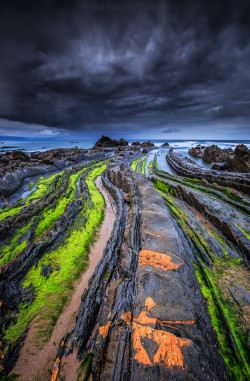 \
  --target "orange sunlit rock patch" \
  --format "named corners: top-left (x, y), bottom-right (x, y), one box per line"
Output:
top-left (132, 322), bottom-right (191, 369)
top-left (99, 313), bottom-right (111, 338)
top-left (99, 320), bottom-right (111, 338)
top-left (50, 357), bottom-right (60, 381)
top-left (138, 250), bottom-right (183, 271)
top-left (134, 311), bottom-right (157, 325)
top-left (165, 320), bottom-right (195, 325)
top-left (132, 297), bottom-right (193, 369)
top-left (132, 324), bottom-right (154, 365)
top-left (145, 297), bottom-right (156, 310)
top-left (133, 311), bottom-right (195, 328)
top-left (121, 311), bottom-right (132, 325)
